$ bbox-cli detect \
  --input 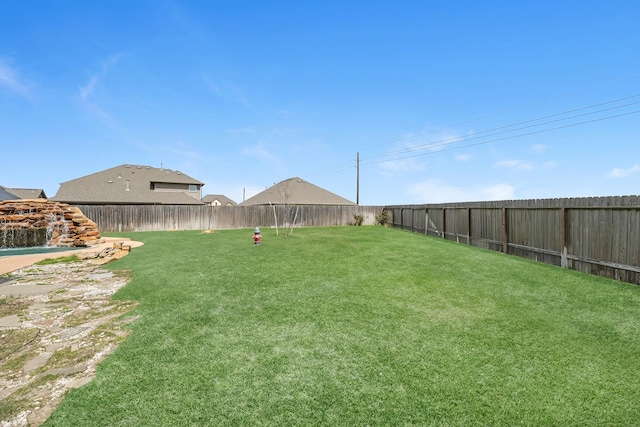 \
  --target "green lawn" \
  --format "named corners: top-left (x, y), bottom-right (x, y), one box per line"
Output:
top-left (44, 227), bottom-right (640, 426)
